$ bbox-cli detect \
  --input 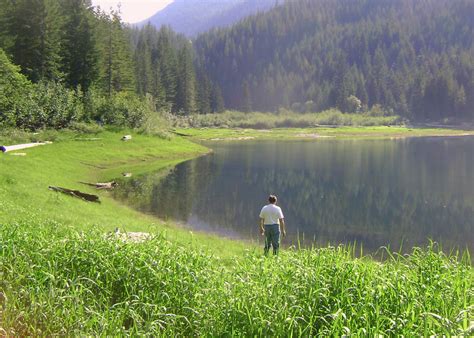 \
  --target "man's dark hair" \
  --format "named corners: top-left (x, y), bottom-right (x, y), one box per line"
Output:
top-left (268, 195), bottom-right (277, 204)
